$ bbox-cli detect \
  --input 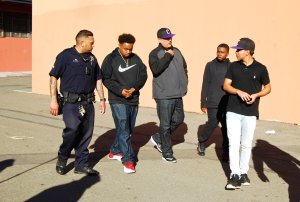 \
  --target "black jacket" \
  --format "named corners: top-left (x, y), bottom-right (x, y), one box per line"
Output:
top-left (201, 58), bottom-right (230, 108)
top-left (149, 44), bottom-right (188, 99)
top-left (101, 48), bottom-right (147, 105)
